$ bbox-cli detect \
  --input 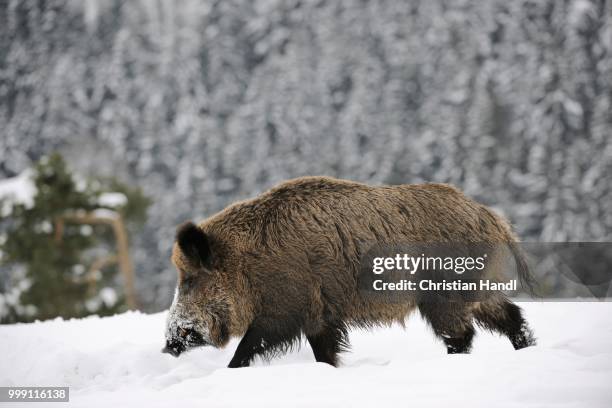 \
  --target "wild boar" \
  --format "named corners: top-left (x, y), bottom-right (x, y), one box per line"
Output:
top-left (163, 176), bottom-right (536, 367)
